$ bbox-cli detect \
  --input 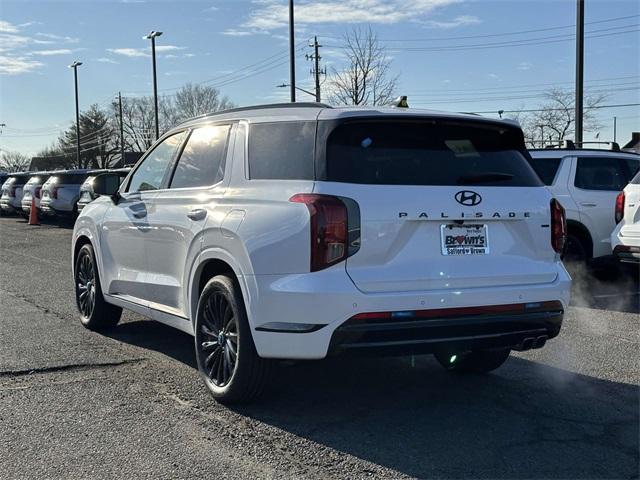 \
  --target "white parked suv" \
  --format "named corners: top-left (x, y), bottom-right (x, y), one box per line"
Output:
top-left (72, 103), bottom-right (571, 403)
top-left (21, 172), bottom-right (52, 216)
top-left (528, 146), bottom-right (640, 264)
top-left (611, 169), bottom-right (640, 264)
top-left (0, 172), bottom-right (31, 216)
top-left (40, 170), bottom-right (93, 219)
